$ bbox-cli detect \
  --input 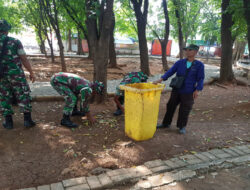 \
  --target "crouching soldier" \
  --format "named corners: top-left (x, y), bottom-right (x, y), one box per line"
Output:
top-left (114, 71), bottom-right (148, 116)
top-left (50, 72), bottom-right (104, 128)
top-left (0, 19), bottom-right (36, 129)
